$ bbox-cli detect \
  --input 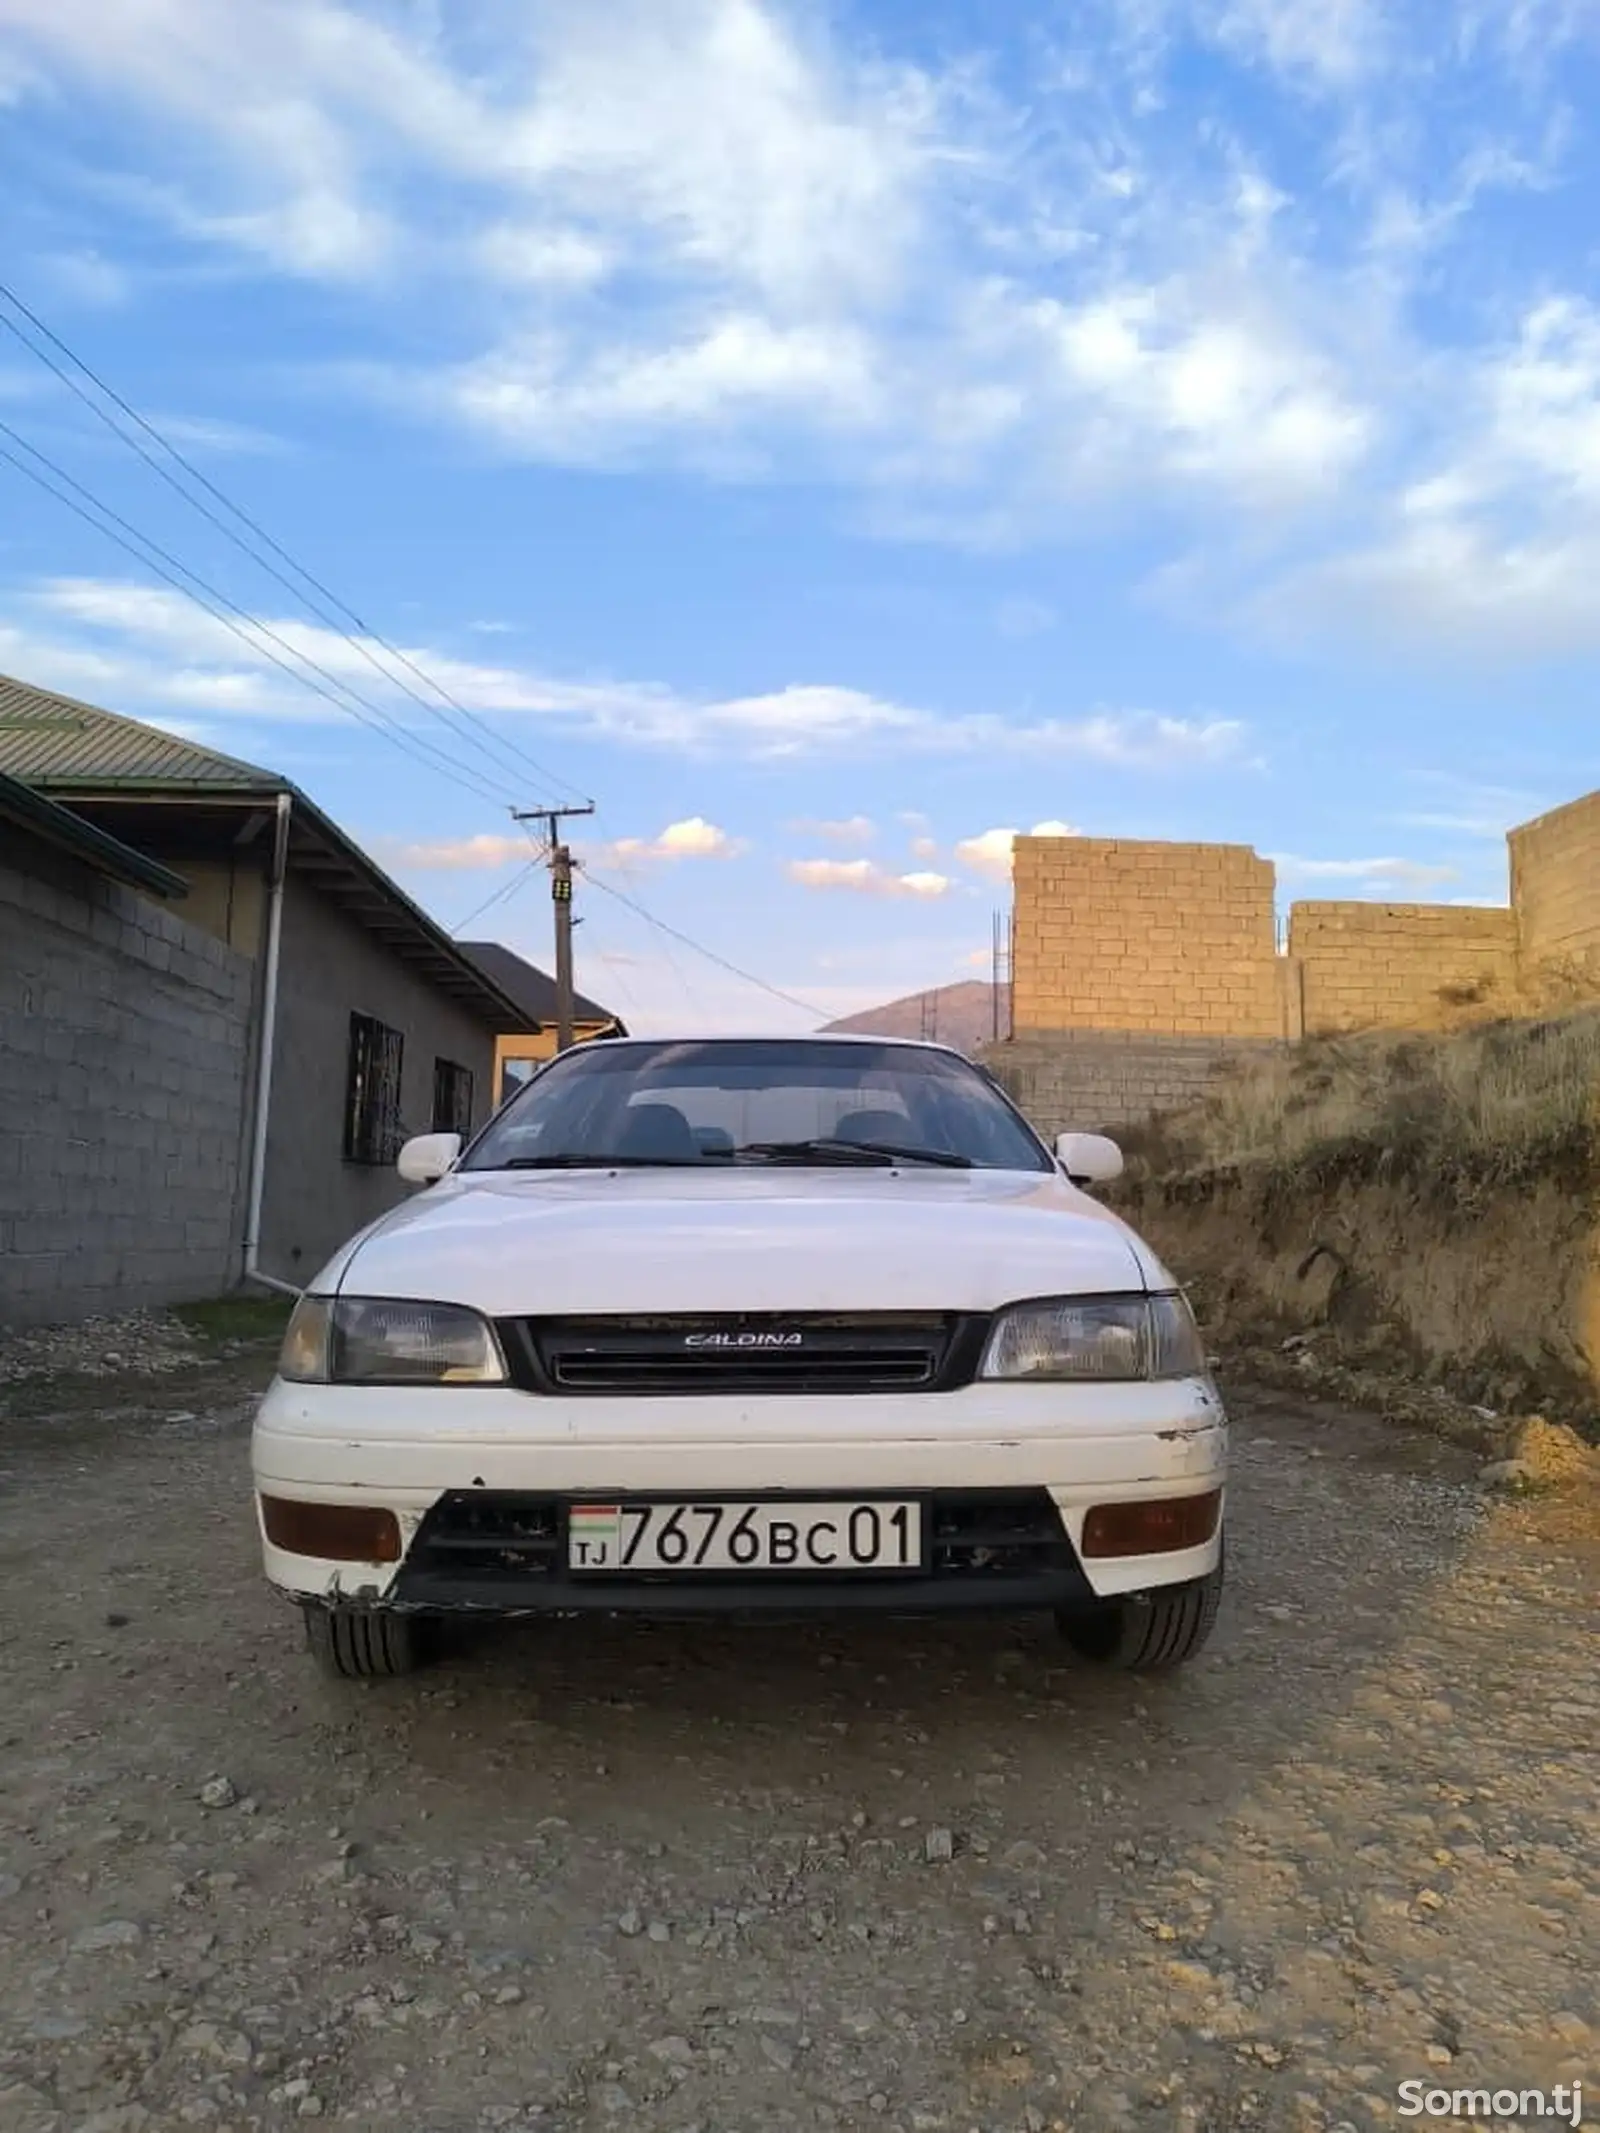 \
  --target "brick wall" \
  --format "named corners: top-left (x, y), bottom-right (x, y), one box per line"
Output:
top-left (0, 831), bottom-right (254, 1325)
top-left (979, 1030), bottom-right (1284, 1139)
top-left (1288, 902), bottom-right (1521, 1037)
top-left (1509, 789), bottom-right (1600, 1000)
top-left (1011, 836), bottom-right (1283, 1038)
